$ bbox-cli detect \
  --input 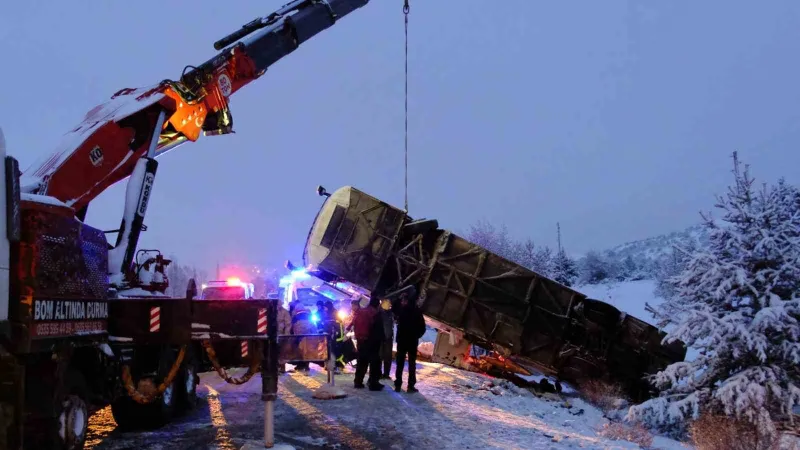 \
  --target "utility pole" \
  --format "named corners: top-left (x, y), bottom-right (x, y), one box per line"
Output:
top-left (557, 222), bottom-right (563, 254)
top-left (216, 261), bottom-right (220, 280)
